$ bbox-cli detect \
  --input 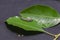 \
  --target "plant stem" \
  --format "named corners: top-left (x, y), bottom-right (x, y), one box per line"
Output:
top-left (53, 34), bottom-right (60, 40)
top-left (44, 30), bottom-right (55, 37)
top-left (44, 31), bottom-right (60, 40)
